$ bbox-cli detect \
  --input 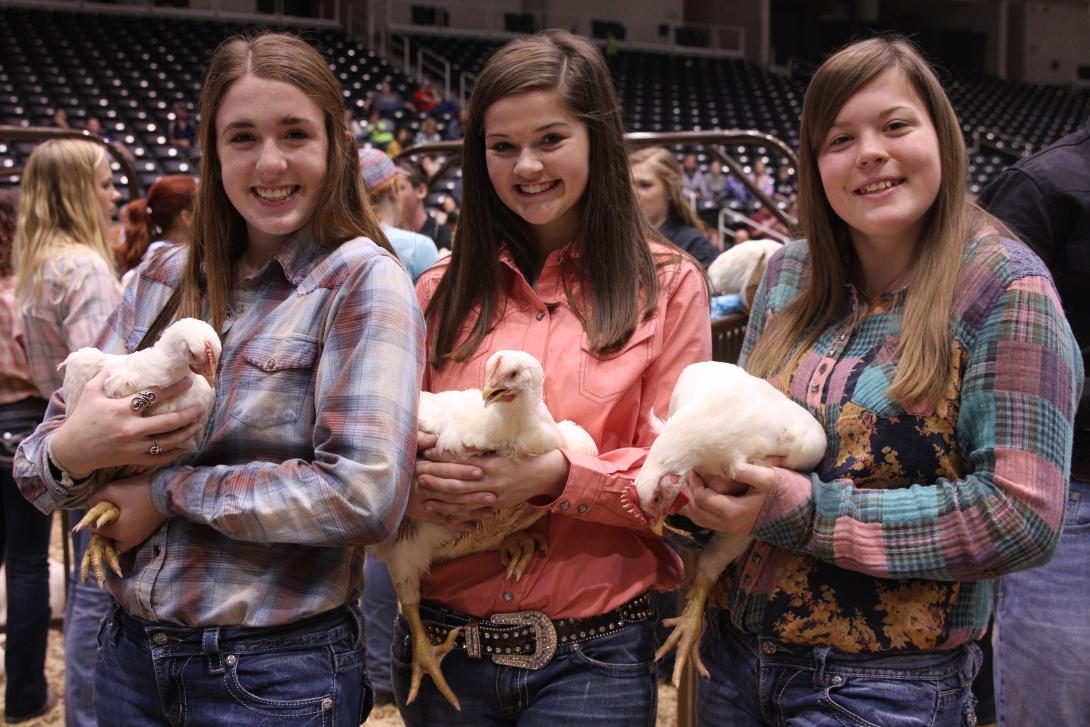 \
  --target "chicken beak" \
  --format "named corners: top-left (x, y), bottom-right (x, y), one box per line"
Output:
top-left (649, 516), bottom-right (666, 537)
top-left (481, 385), bottom-right (508, 407)
top-left (203, 341), bottom-right (216, 387)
